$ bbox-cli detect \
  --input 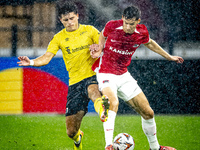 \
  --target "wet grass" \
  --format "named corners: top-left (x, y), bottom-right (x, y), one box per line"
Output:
top-left (0, 114), bottom-right (199, 150)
